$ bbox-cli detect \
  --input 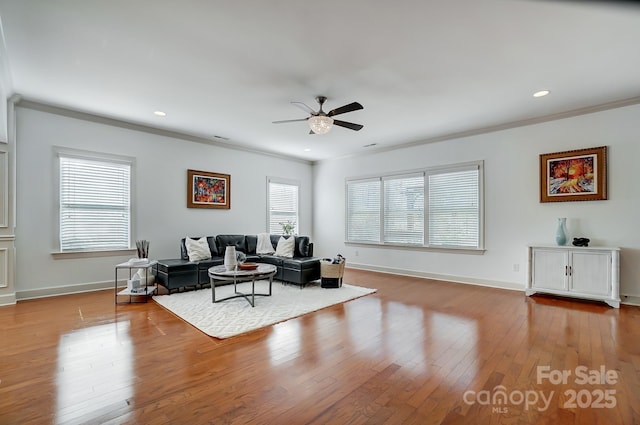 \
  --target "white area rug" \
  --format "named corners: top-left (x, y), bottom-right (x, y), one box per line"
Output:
top-left (152, 281), bottom-right (376, 339)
